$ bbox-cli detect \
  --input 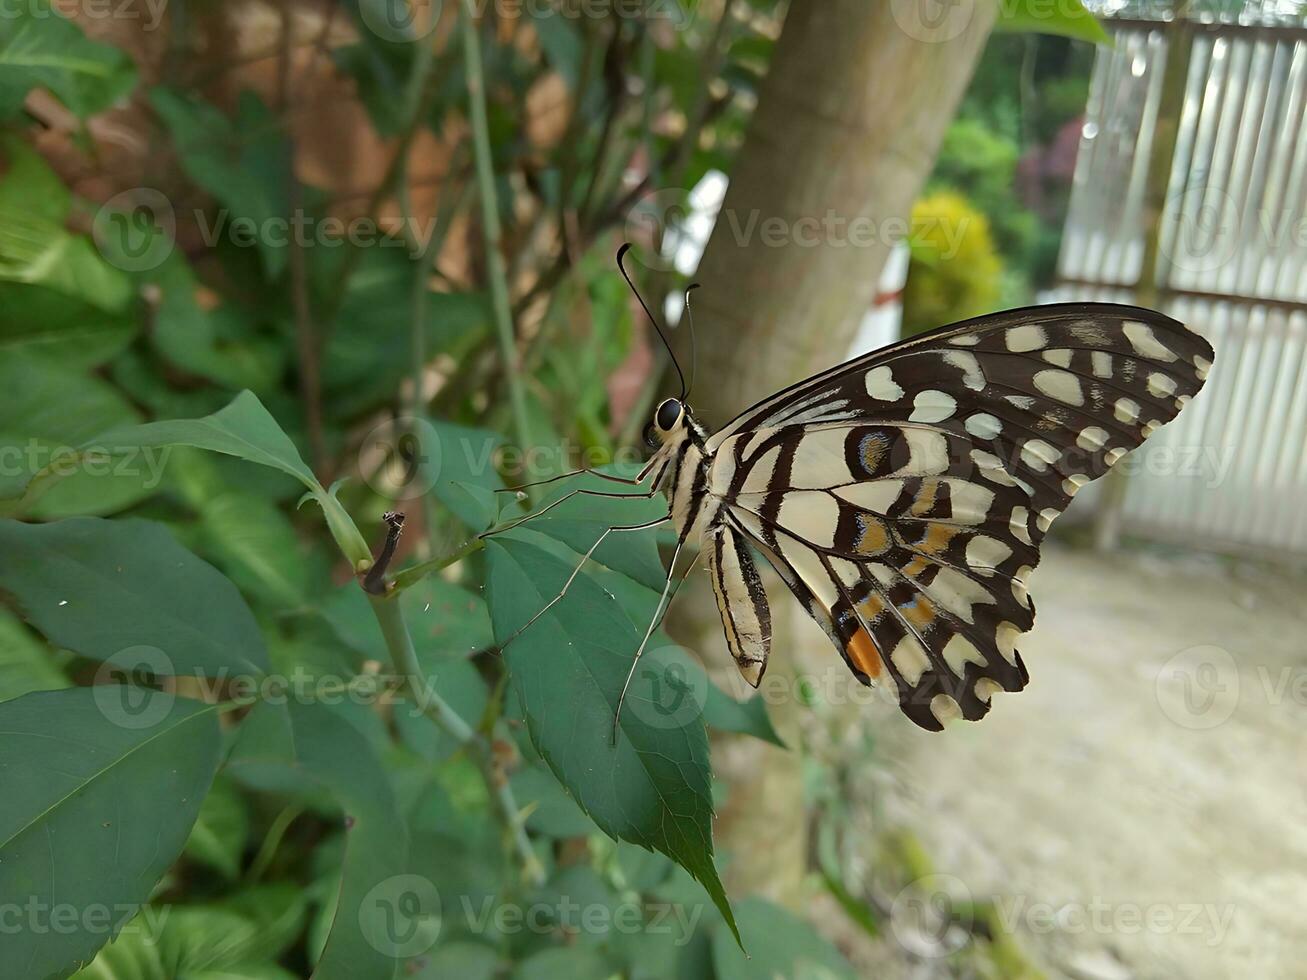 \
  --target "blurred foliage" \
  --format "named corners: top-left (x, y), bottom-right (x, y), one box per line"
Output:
top-left (901, 191), bottom-right (1002, 338)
